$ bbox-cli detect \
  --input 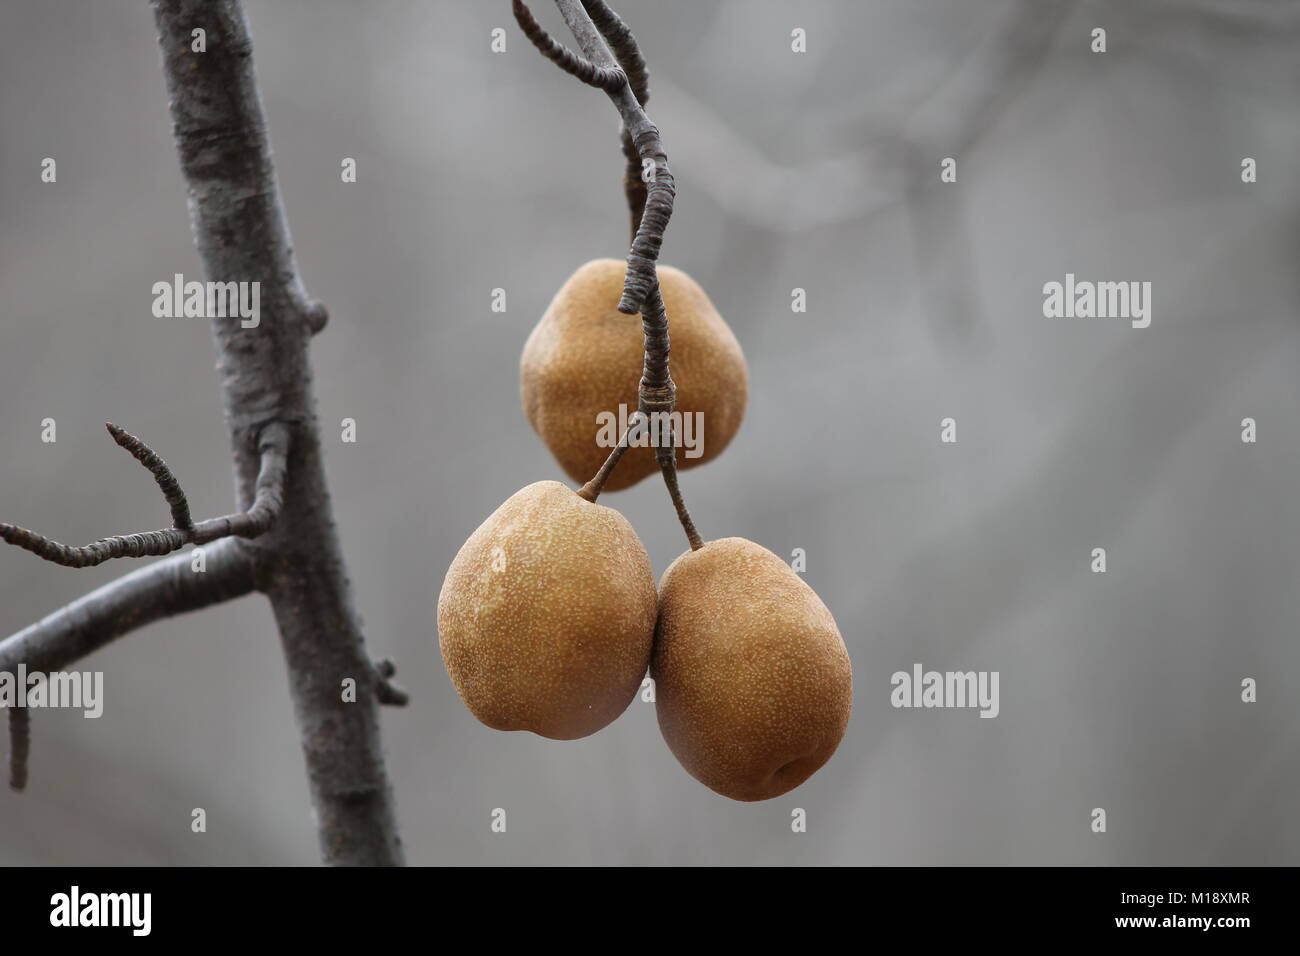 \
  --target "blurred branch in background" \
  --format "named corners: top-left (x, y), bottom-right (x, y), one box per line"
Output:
top-left (903, 0), bottom-right (1076, 341)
